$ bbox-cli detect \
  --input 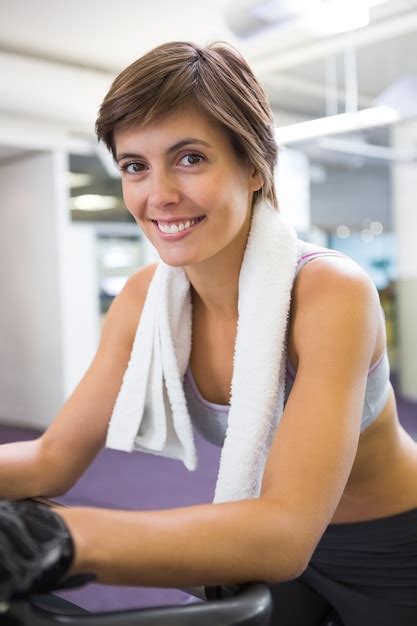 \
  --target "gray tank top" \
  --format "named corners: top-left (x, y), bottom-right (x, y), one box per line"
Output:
top-left (183, 242), bottom-right (391, 448)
